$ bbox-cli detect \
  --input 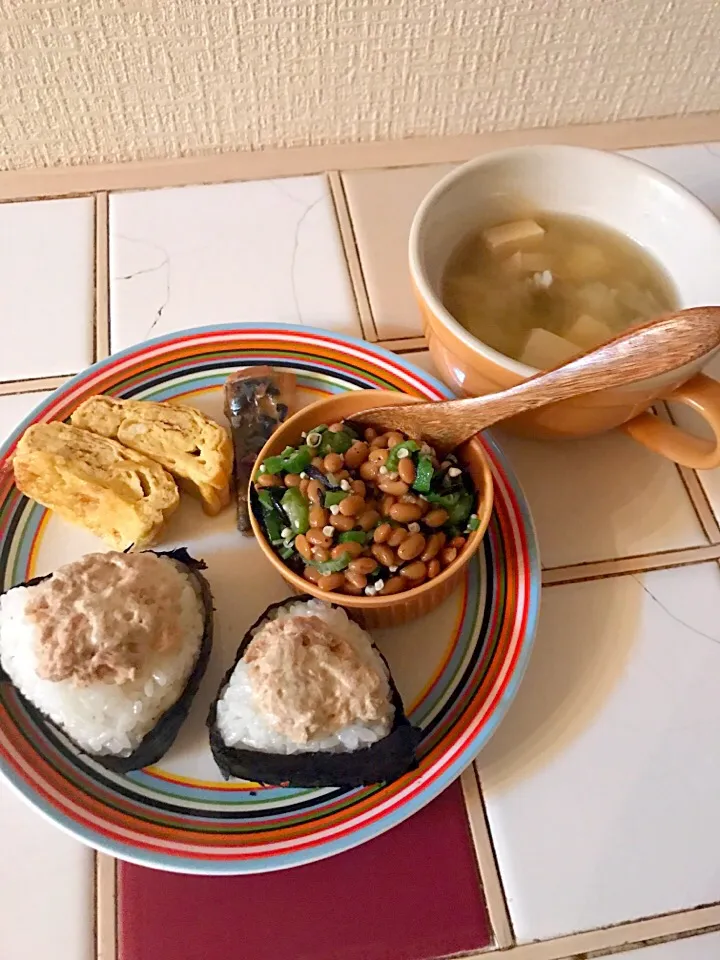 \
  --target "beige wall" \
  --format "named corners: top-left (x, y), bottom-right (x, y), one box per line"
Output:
top-left (0, 0), bottom-right (718, 171)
